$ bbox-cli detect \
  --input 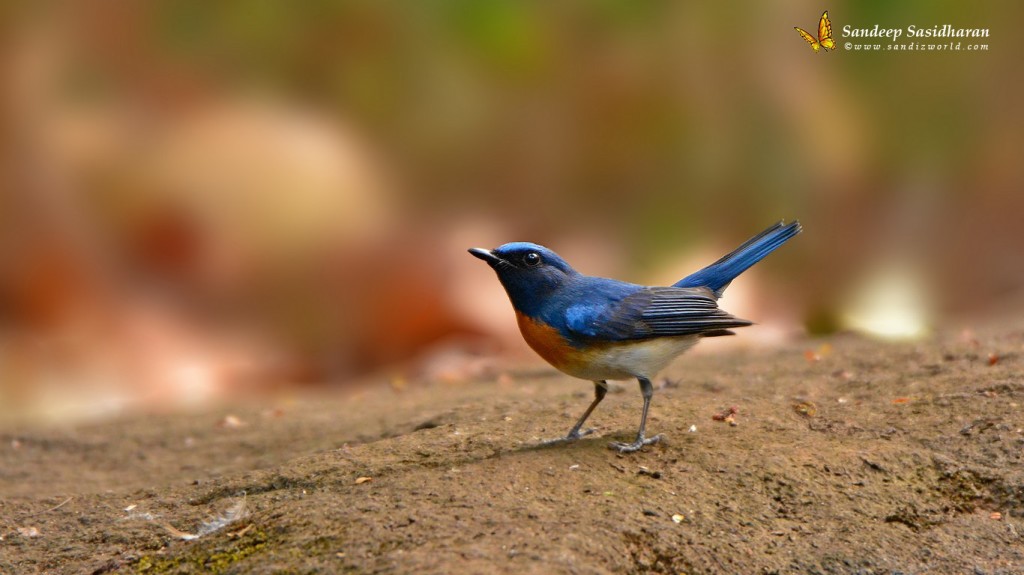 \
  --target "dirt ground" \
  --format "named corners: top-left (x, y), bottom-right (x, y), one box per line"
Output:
top-left (2, 326), bottom-right (1023, 574)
